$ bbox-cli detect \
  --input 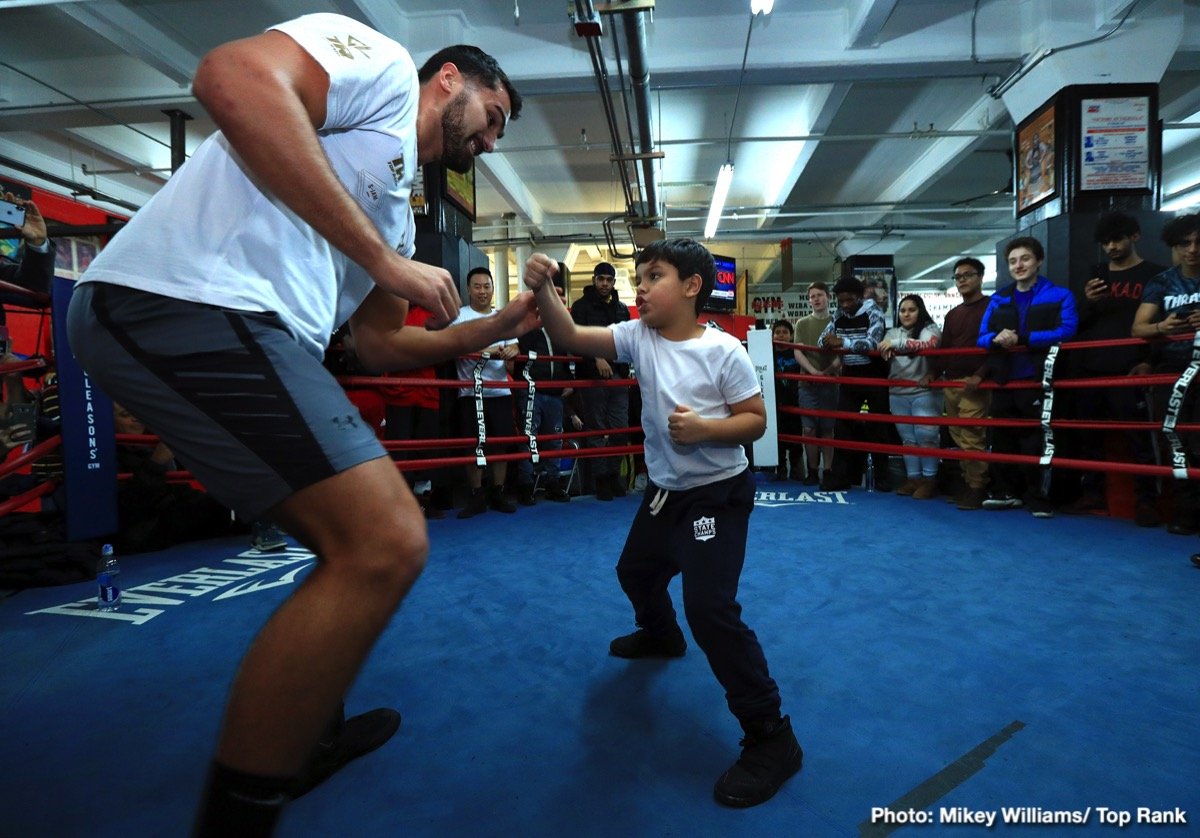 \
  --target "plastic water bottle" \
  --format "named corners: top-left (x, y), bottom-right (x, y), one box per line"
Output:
top-left (97, 544), bottom-right (121, 611)
top-left (864, 453), bottom-right (876, 493)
